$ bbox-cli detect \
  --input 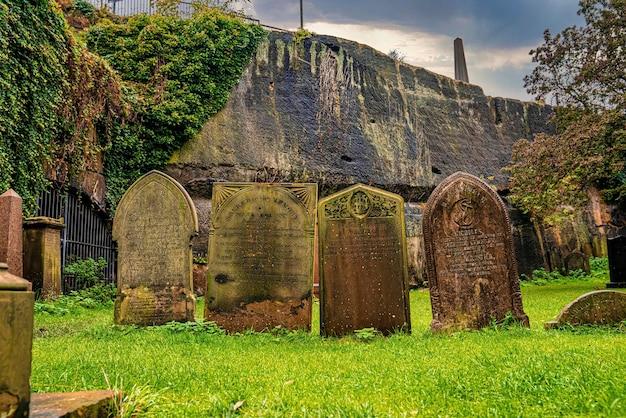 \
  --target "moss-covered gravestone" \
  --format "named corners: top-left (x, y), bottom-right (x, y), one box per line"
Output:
top-left (0, 263), bottom-right (34, 417)
top-left (113, 171), bottom-right (198, 325)
top-left (206, 183), bottom-right (317, 332)
top-left (545, 290), bottom-right (626, 329)
top-left (318, 184), bottom-right (411, 336)
top-left (423, 172), bottom-right (529, 331)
